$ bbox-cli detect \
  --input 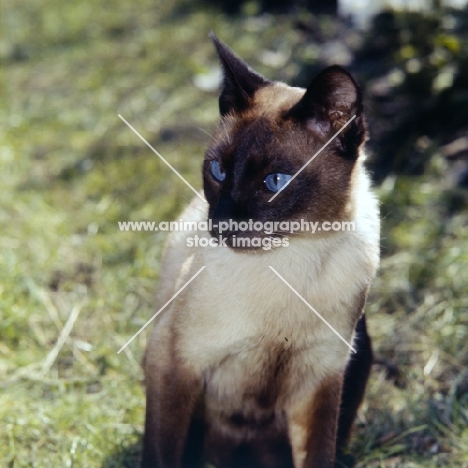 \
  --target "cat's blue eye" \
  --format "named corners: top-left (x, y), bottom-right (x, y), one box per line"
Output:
top-left (265, 173), bottom-right (292, 192)
top-left (210, 160), bottom-right (226, 182)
